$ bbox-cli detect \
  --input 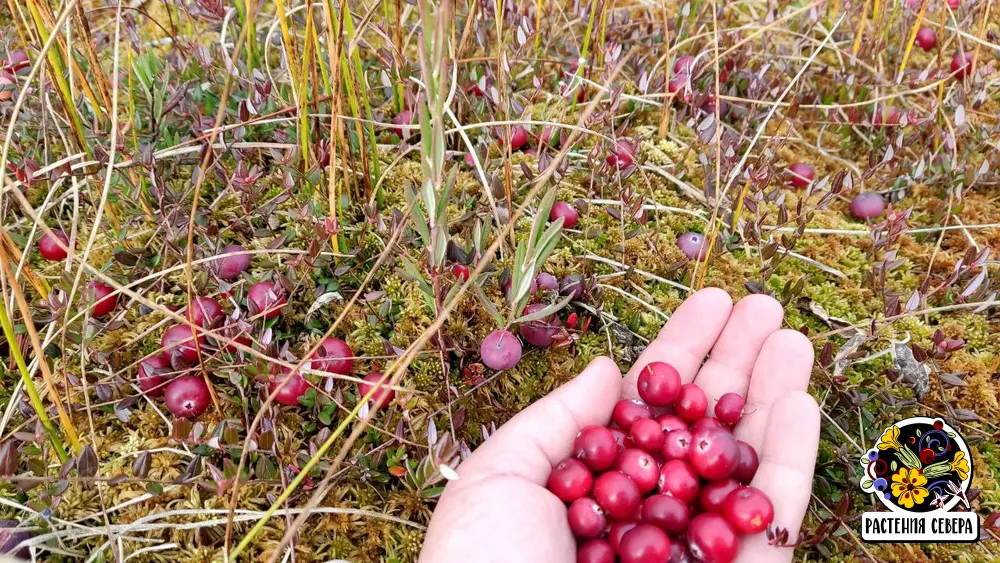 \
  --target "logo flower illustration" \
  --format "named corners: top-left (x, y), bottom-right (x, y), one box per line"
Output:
top-left (890, 467), bottom-right (929, 509)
